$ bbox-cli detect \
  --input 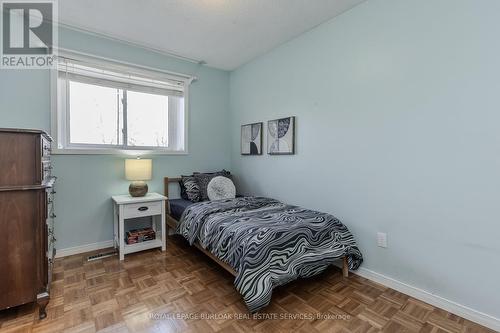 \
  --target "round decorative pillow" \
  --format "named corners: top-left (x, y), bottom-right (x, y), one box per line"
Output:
top-left (207, 176), bottom-right (236, 201)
